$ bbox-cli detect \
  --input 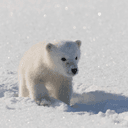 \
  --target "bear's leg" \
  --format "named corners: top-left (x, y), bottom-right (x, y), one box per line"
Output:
top-left (26, 79), bottom-right (51, 106)
top-left (19, 74), bottom-right (29, 97)
top-left (56, 84), bottom-right (72, 105)
top-left (36, 82), bottom-right (51, 106)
